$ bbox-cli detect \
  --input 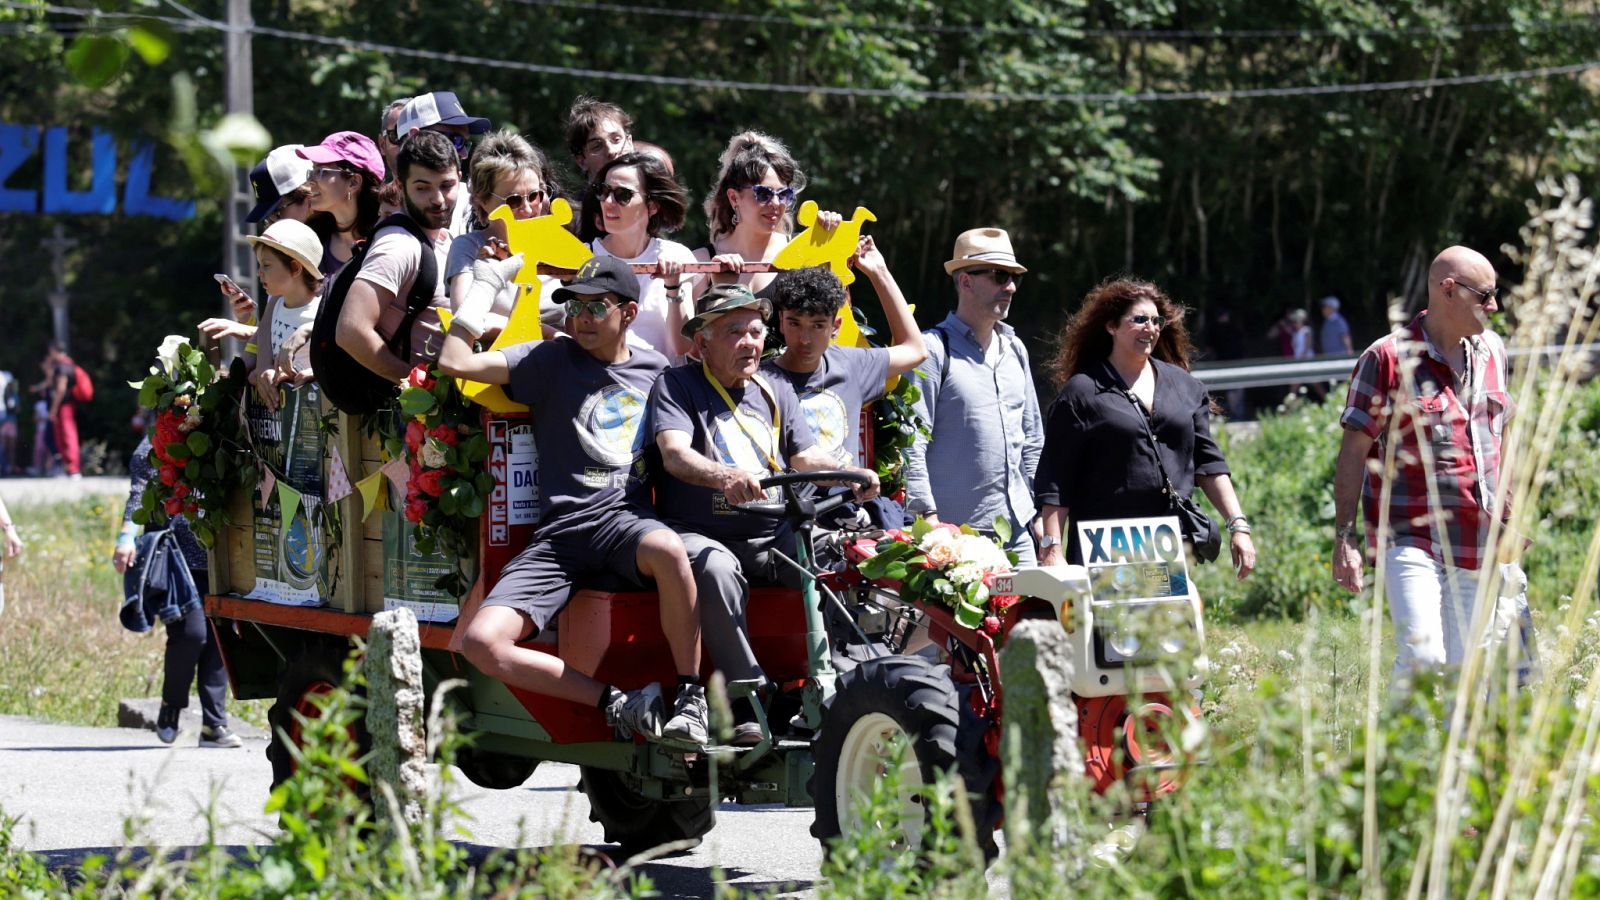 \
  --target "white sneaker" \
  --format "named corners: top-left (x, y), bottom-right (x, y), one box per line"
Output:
top-left (663, 684), bottom-right (709, 746)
